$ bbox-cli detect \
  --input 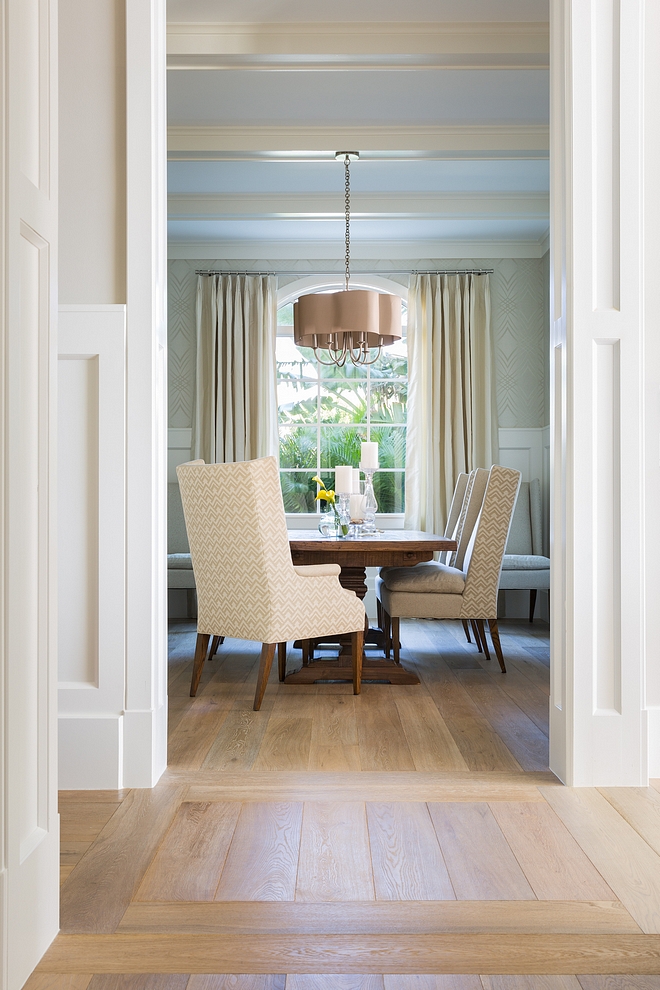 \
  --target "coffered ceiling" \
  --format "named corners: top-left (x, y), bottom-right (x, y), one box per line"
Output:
top-left (166, 1), bottom-right (550, 258)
